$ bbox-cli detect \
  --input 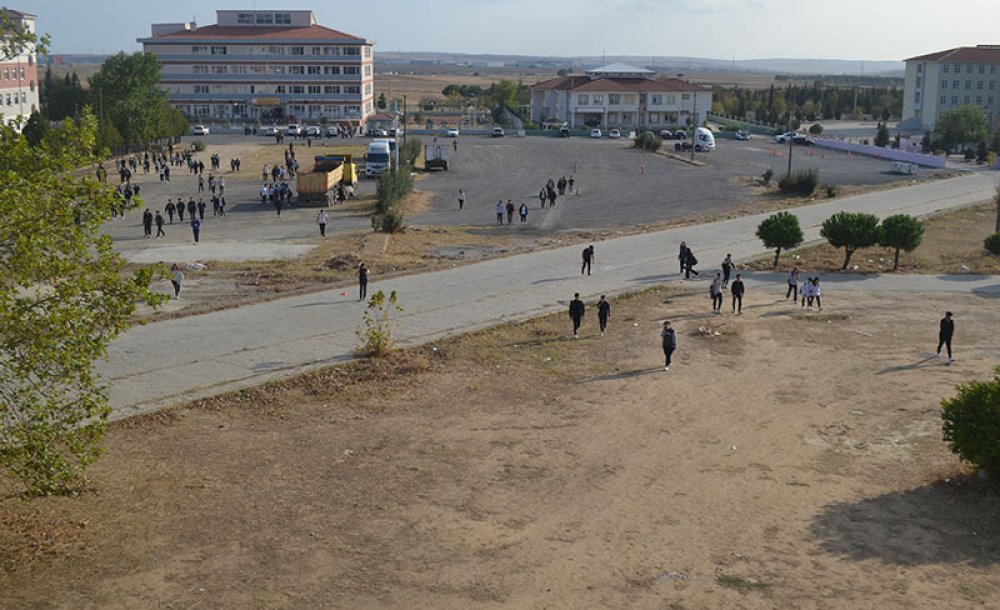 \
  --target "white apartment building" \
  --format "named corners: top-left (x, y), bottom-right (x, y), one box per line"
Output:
top-left (139, 10), bottom-right (374, 127)
top-left (0, 8), bottom-right (40, 126)
top-left (530, 63), bottom-right (712, 131)
top-left (901, 45), bottom-right (1000, 132)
